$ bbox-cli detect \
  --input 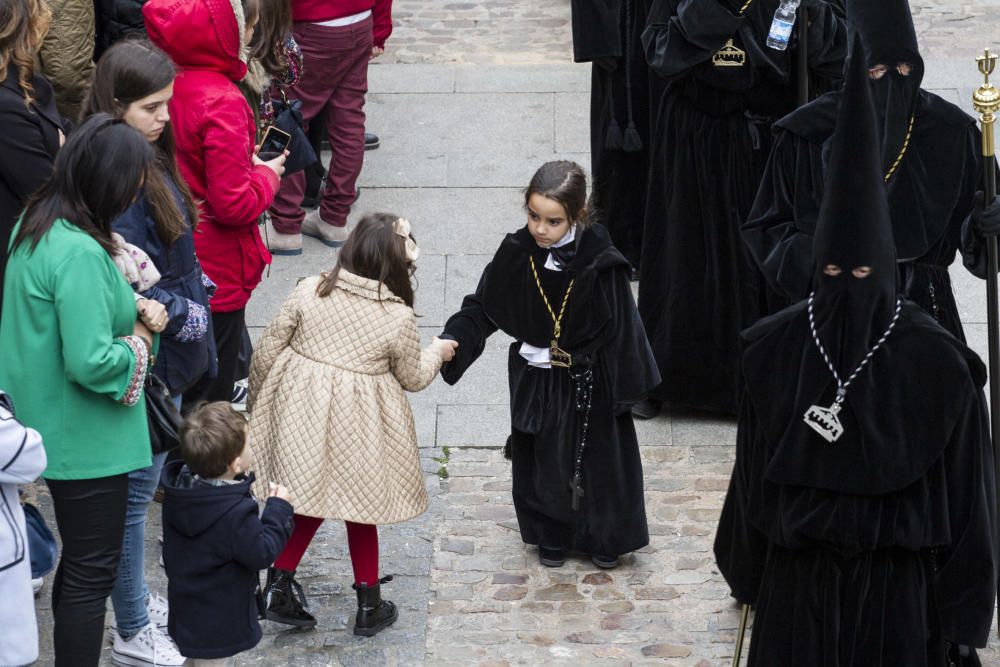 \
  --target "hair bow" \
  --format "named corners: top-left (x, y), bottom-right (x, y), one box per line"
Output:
top-left (393, 217), bottom-right (420, 262)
